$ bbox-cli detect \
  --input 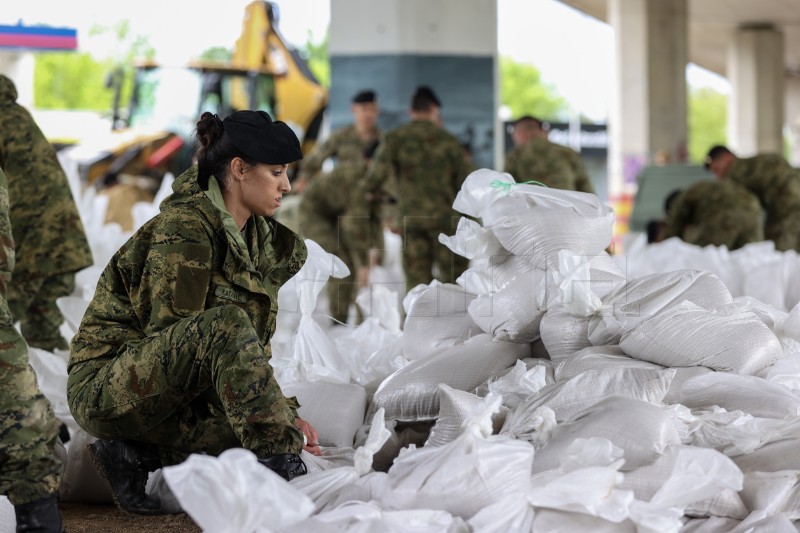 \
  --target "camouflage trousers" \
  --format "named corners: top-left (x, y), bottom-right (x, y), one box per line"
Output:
top-left (402, 221), bottom-right (468, 293)
top-left (67, 305), bottom-right (304, 466)
top-left (300, 206), bottom-right (382, 324)
top-left (7, 271), bottom-right (74, 351)
top-left (0, 293), bottom-right (62, 505)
